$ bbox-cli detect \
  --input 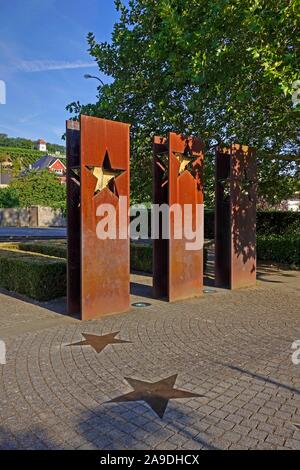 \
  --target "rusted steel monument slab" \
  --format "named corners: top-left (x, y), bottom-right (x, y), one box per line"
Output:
top-left (153, 132), bottom-right (204, 301)
top-left (215, 144), bottom-right (257, 289)
top-left (66, 120), bottom-right (81, 315)
top-left (66, 116), bottom-right (130, 320)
